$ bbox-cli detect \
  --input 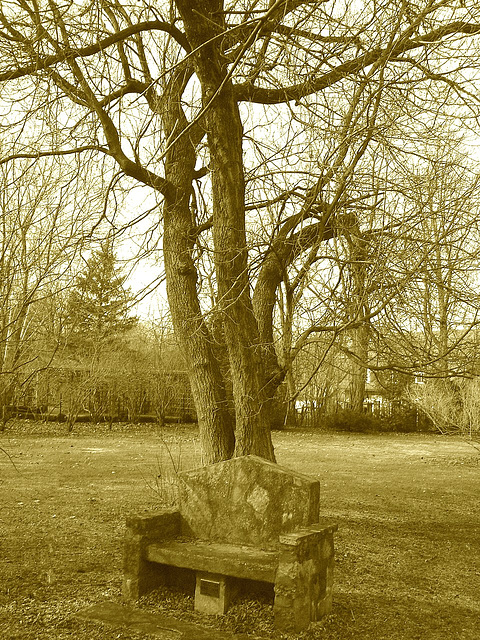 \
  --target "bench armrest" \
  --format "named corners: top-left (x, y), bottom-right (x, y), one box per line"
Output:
top-left (123, 509), bottom-right (182, 599)
top-left (278, 522), bottom-right (338, 547)
top-left (275, 522), bottom-right (338, 630)
top-left (126, 508), bottom-right (181, 541)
